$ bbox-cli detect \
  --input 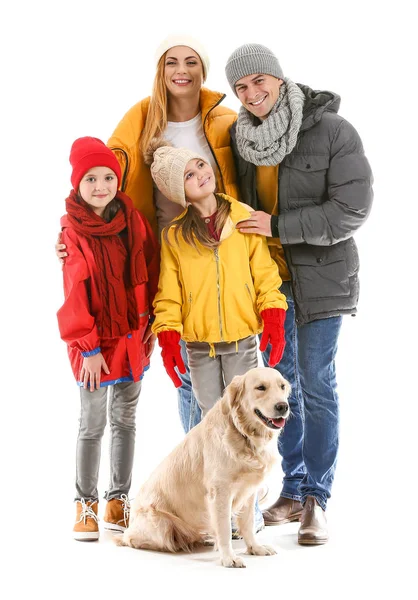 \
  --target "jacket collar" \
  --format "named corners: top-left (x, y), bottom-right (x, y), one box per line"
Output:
top-left (199, 88), bottom-right (226, 123)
